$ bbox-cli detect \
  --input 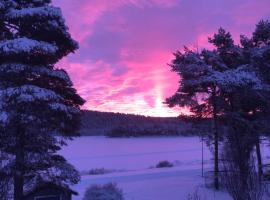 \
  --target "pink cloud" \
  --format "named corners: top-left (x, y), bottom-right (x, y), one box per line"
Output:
top-left (53, 0), bottom-right (270, 117)
top-left (53, 0), bottom-right (126, 43)
top-left (53, 0), bottom-right (180, 43)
